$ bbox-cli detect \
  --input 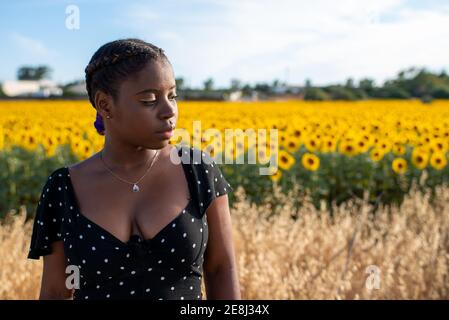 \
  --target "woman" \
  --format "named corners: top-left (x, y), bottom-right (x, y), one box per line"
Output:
top-left (27, 38), bottom-right (241, 300)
